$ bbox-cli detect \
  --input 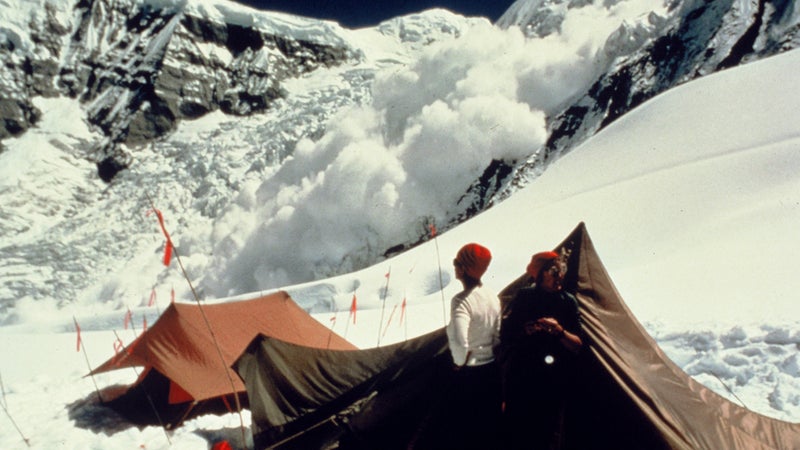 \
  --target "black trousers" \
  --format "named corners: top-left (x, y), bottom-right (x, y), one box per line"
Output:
top-left (503, 362), bottom-right (569, 450)
top-left (411, 361), bottom-right (502, 450)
